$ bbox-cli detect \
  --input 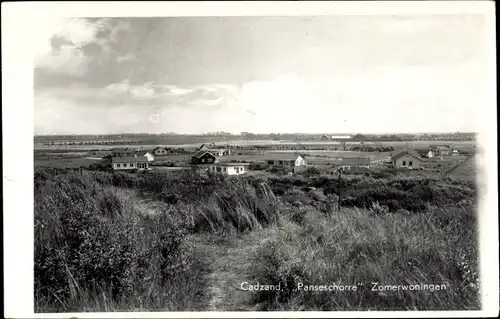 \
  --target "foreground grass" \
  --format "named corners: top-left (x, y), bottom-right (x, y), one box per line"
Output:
top-left (34, 172), bottom-right (209, 312)
top-left (34, 168), bottom-right (279, 312)
top-left (34, 167), bottom-right (479, 311)
top-left (247, 203), bottom-right (479, 310)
